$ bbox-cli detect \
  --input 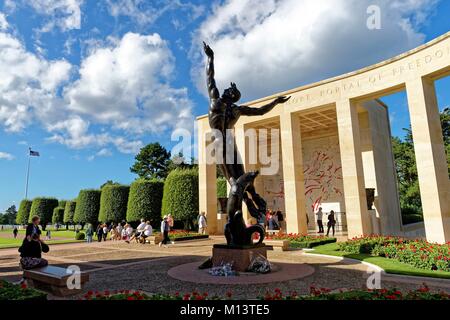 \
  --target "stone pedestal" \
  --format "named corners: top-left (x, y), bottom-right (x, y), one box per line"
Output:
top-left (212, 243), bottom-right (270, 272)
